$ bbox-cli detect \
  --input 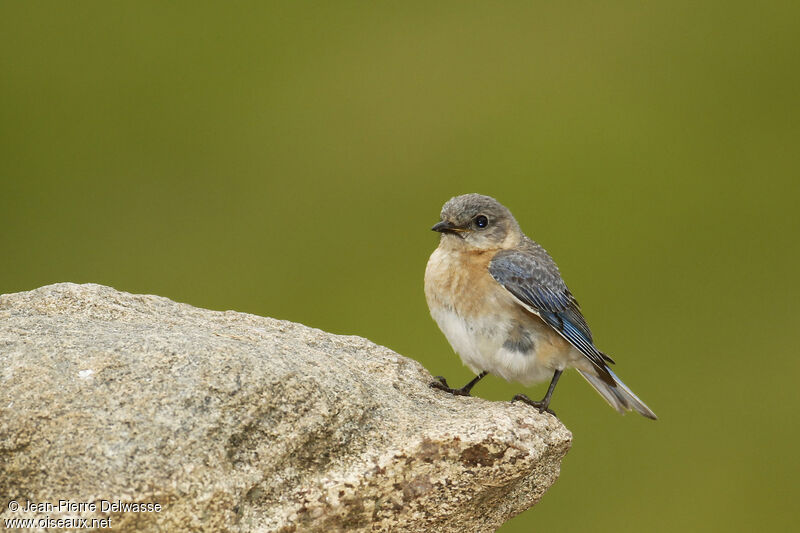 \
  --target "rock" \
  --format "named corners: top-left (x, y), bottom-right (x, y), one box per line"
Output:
top-left (0, 283), bottom-right (571, 532)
